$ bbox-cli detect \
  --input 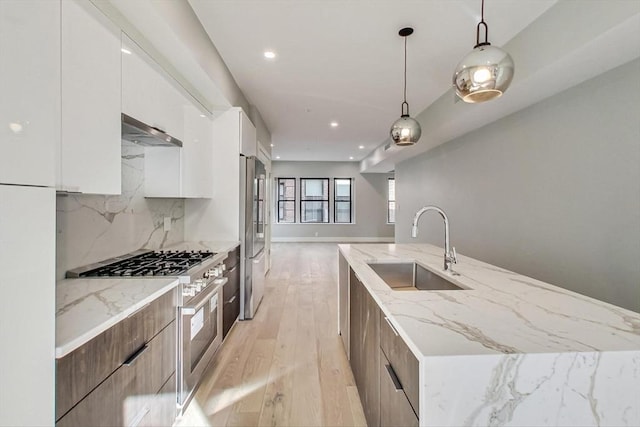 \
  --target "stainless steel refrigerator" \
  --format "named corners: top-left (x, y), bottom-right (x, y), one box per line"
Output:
top-left (239, 155), bottom-right (266, 319)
